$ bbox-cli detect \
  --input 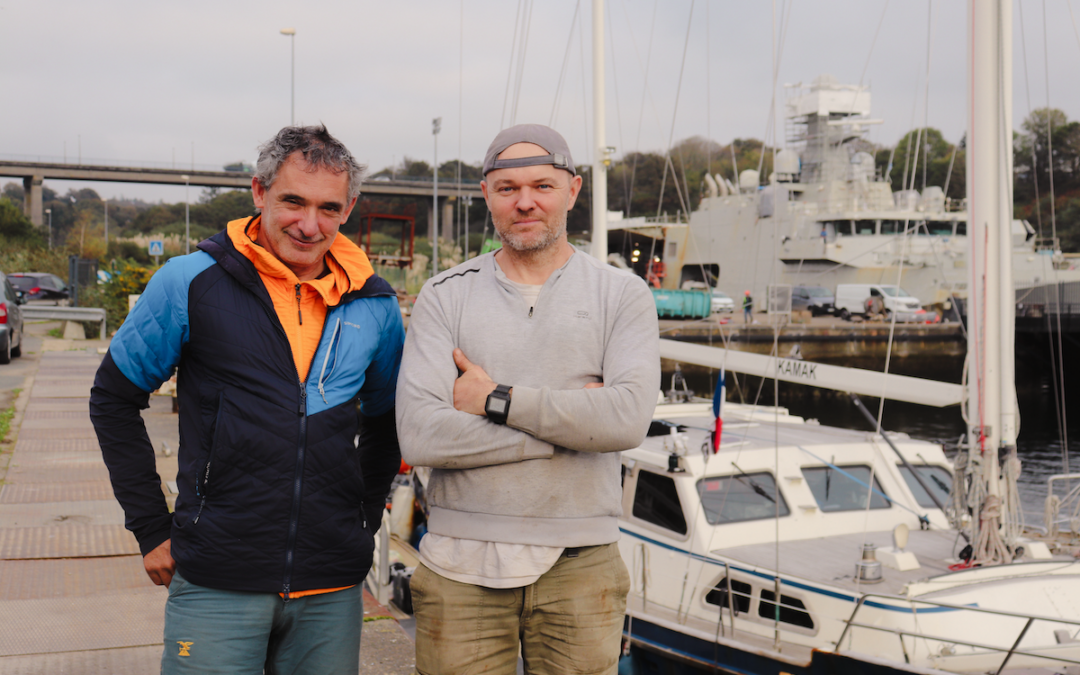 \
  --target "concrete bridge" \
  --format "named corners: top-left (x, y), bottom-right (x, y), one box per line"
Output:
top-left (0, 160), bottom-right (483, 238)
